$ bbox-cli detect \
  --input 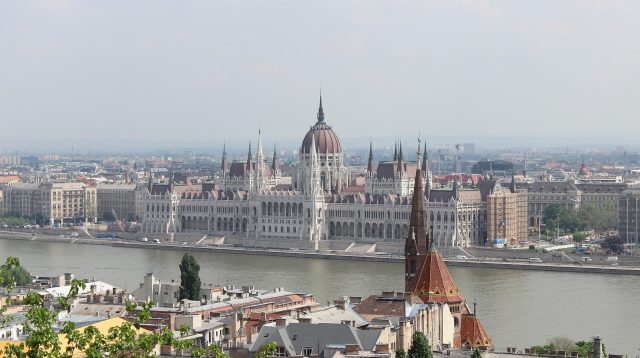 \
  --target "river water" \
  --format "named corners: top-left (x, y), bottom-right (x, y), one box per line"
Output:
top-left (1, 239), bottom-right (638, 355)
